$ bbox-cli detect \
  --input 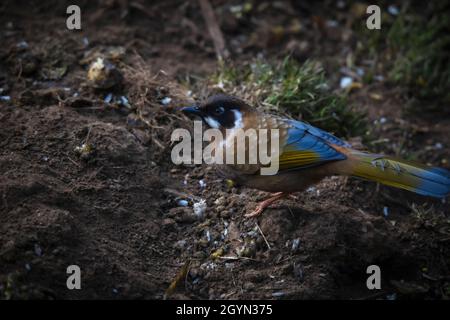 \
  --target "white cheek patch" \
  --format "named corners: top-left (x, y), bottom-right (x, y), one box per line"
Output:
top-left (232, 110), bottom-right (243, 129)
top-left (204, 116), bottom-right (220, 129)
